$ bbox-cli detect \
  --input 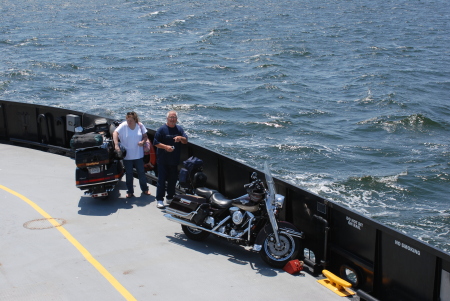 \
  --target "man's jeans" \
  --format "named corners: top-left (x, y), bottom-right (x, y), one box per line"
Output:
top-left (156, 163), bottom-right (178, 201)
